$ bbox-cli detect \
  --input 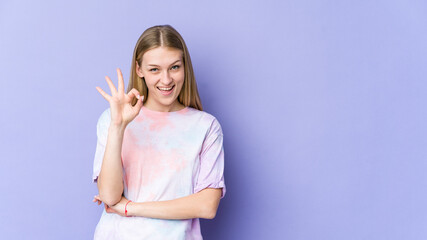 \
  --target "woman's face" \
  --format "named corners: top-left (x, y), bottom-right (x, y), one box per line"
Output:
top-left (136, 46), bottom-right (185, 111)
